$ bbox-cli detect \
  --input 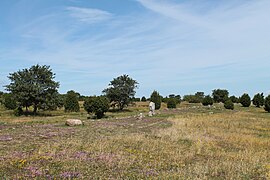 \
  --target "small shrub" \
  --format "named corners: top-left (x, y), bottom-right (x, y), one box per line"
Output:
top-left (14, 107), bottom-right (23, 116)
top-left (264, 95), bottom-right (270, 112)
top-left (229, 96), bottom-right (239, 103)
top-left (167, 98), bottom-right (176, 109)
top-left (141, 96), bottom-right (147, 102)
top-left (64, 90), bottom-right (80, 112)
top-left (240, 93), bottom-right (251, 107)
top-left (132, 97), bottom-right (141, 102)
top-left (202, 95), bottom-right (214, 106)
top-left (195, 92), bottom-right (205, 103)
top-left (162, 97), bottom-right (169, 103)
top-left (84, 96), bottom-right (110, 119)
top-left (150, 91), bottom-right (162, 110)
top-left (224, 99), bottom-right (234, 110)
top-left (3, 94), bottom-right (17, 110)
top-left (252, 93), bottom-right (264, 108)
